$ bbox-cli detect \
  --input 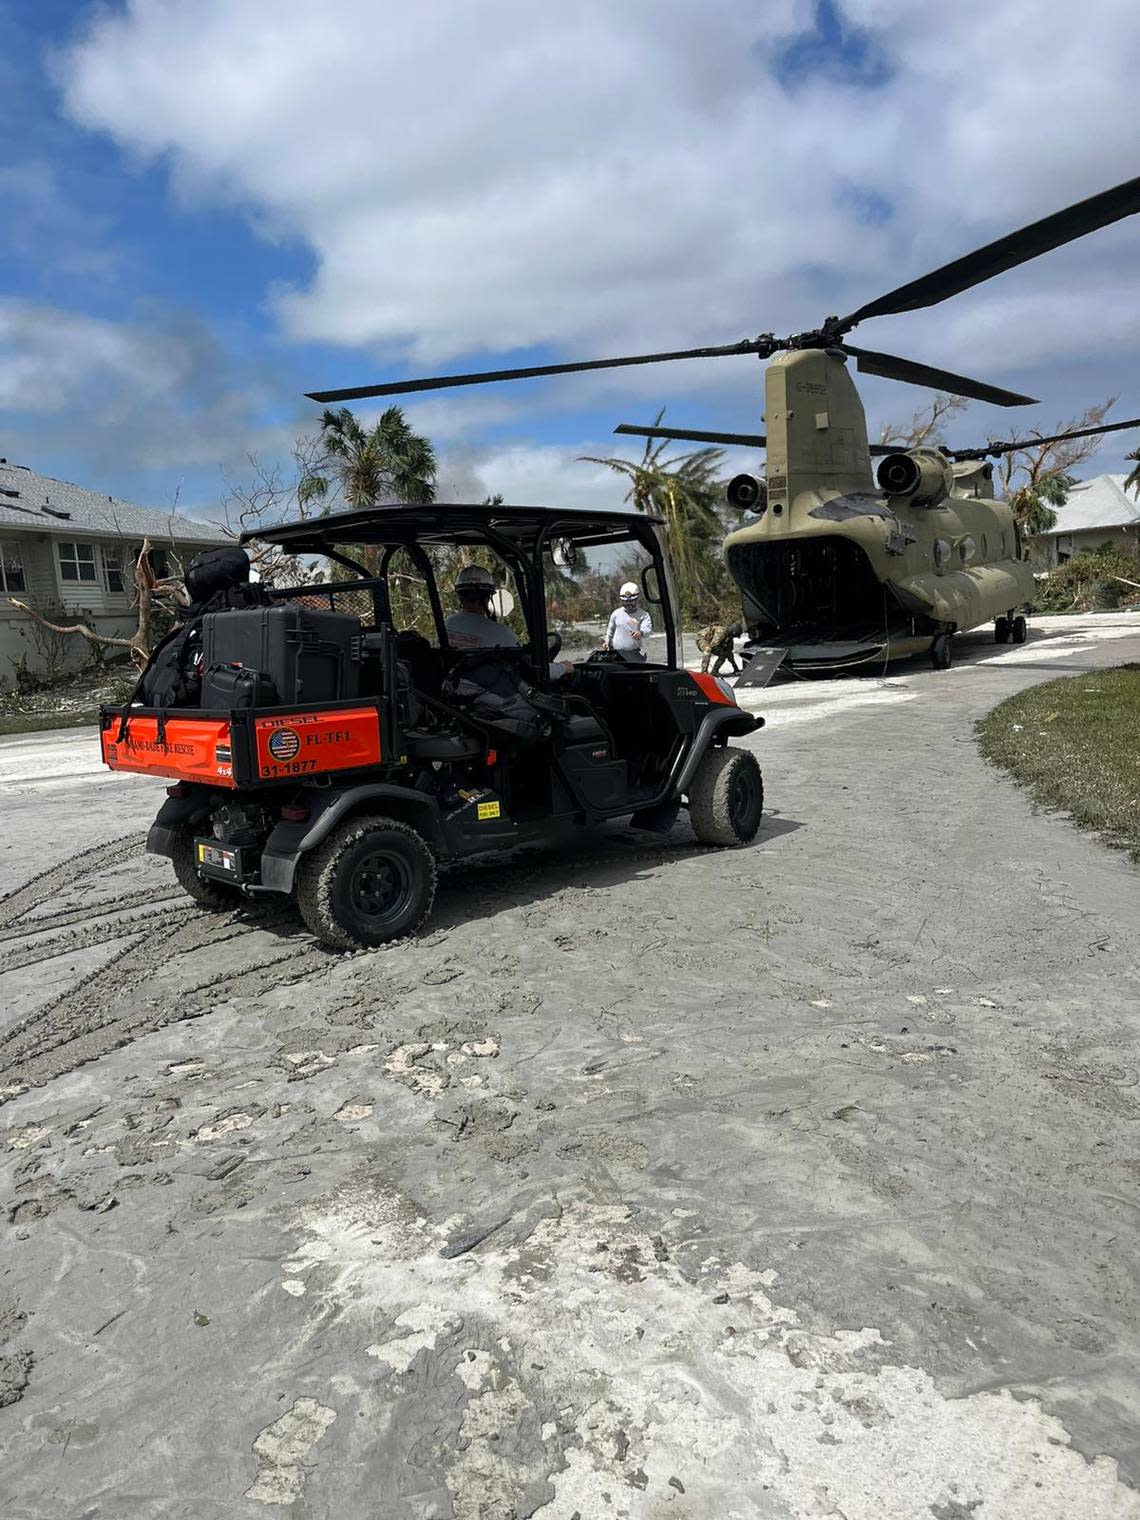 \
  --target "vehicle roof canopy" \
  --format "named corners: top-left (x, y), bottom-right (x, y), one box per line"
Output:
top-left (244, 503), bottom-right (663, 556)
